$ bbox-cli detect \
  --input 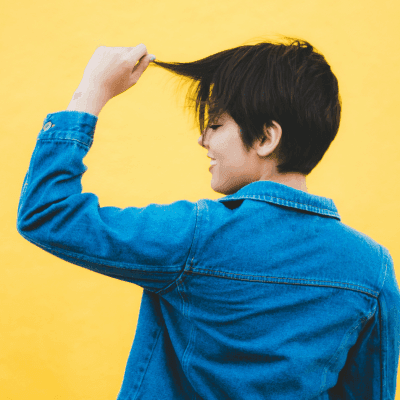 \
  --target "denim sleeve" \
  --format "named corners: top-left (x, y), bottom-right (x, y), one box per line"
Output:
top-left (329, 246), bottom-right (400, 400)
top-left (379, 248), bottom-right (400, 399)
top-left (16, 111), bottom-right (198, 293)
